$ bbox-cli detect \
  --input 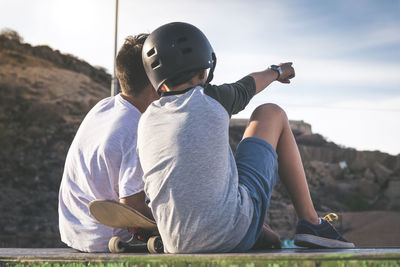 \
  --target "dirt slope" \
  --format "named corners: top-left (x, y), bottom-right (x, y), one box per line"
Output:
top-left (341, 211), bottom-right (400, 247)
